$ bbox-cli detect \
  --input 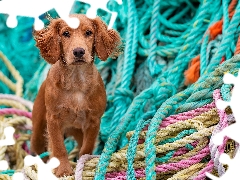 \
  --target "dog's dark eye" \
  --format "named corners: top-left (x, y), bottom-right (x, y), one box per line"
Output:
top-left (62, 31), bottom-right (70, 37)
top-left (86, 30), bottom-right (92, 36)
